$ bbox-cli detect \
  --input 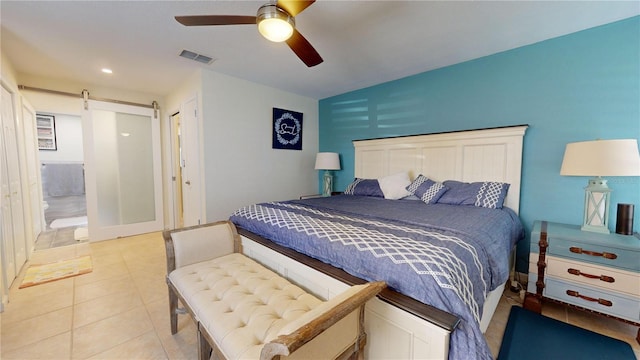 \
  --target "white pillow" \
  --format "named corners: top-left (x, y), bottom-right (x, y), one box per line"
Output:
top-left (378, 172), bottom-right (412, 200)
